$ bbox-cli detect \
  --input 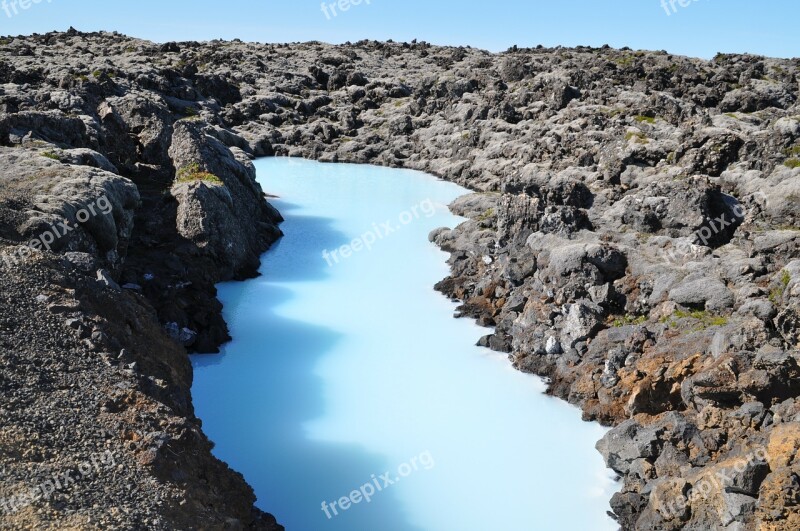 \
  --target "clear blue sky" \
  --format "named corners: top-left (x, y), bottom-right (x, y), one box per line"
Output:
top-left (1, 0), bottom-right (797, 59)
